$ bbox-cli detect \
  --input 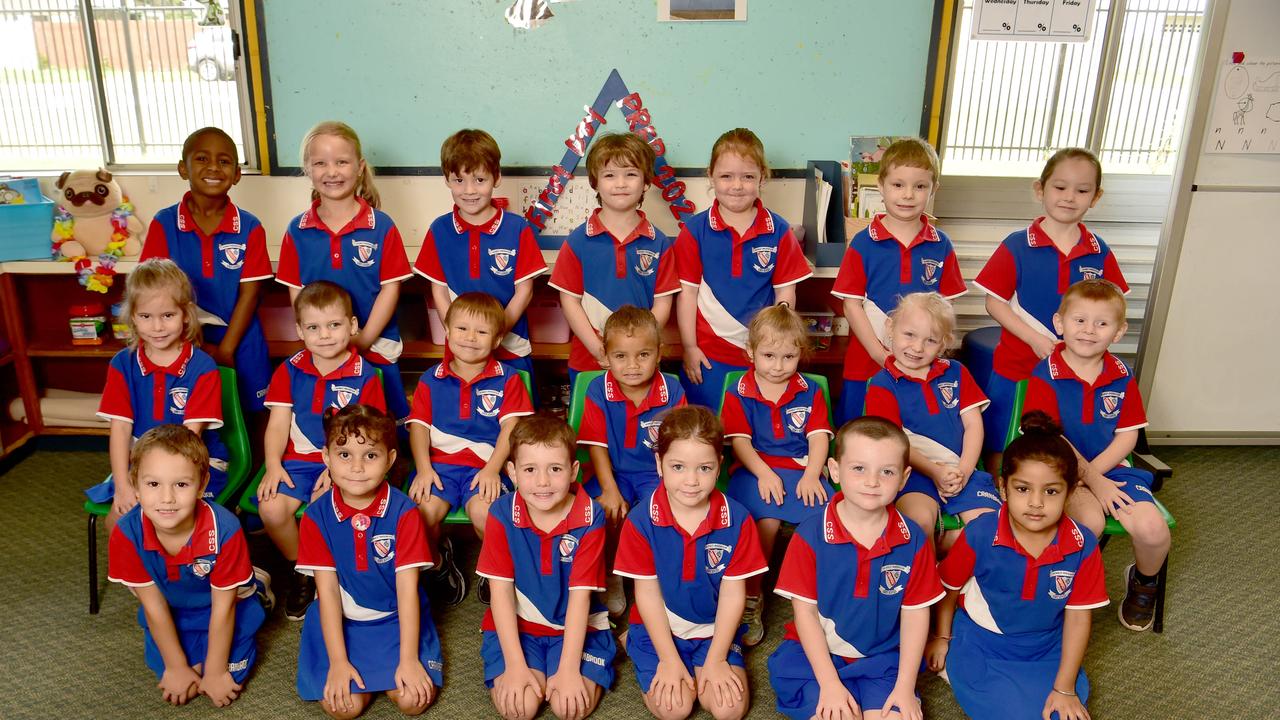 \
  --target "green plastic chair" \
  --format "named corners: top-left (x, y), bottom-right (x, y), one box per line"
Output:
top-left (718, 370), bottom-right (836, 490)
top-left (85, 366), bottom-right (253, 614)
top-left (566, 369), bottom-right (606, 479)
